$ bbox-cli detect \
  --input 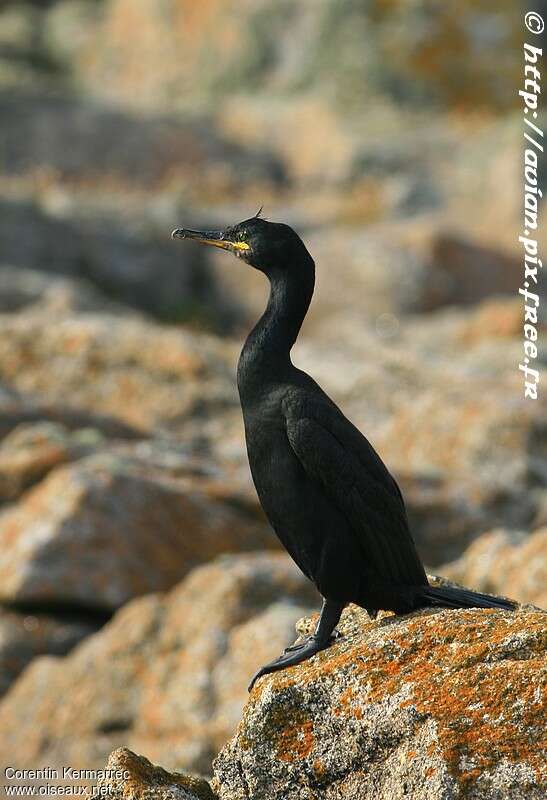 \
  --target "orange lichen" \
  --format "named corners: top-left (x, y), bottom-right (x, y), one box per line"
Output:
top-left (276, 716), bottom-right (315, 763)
top-left (255, 703), bottom-right (316, 765)
top-left (335, 685), bottom-right (366, 720)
